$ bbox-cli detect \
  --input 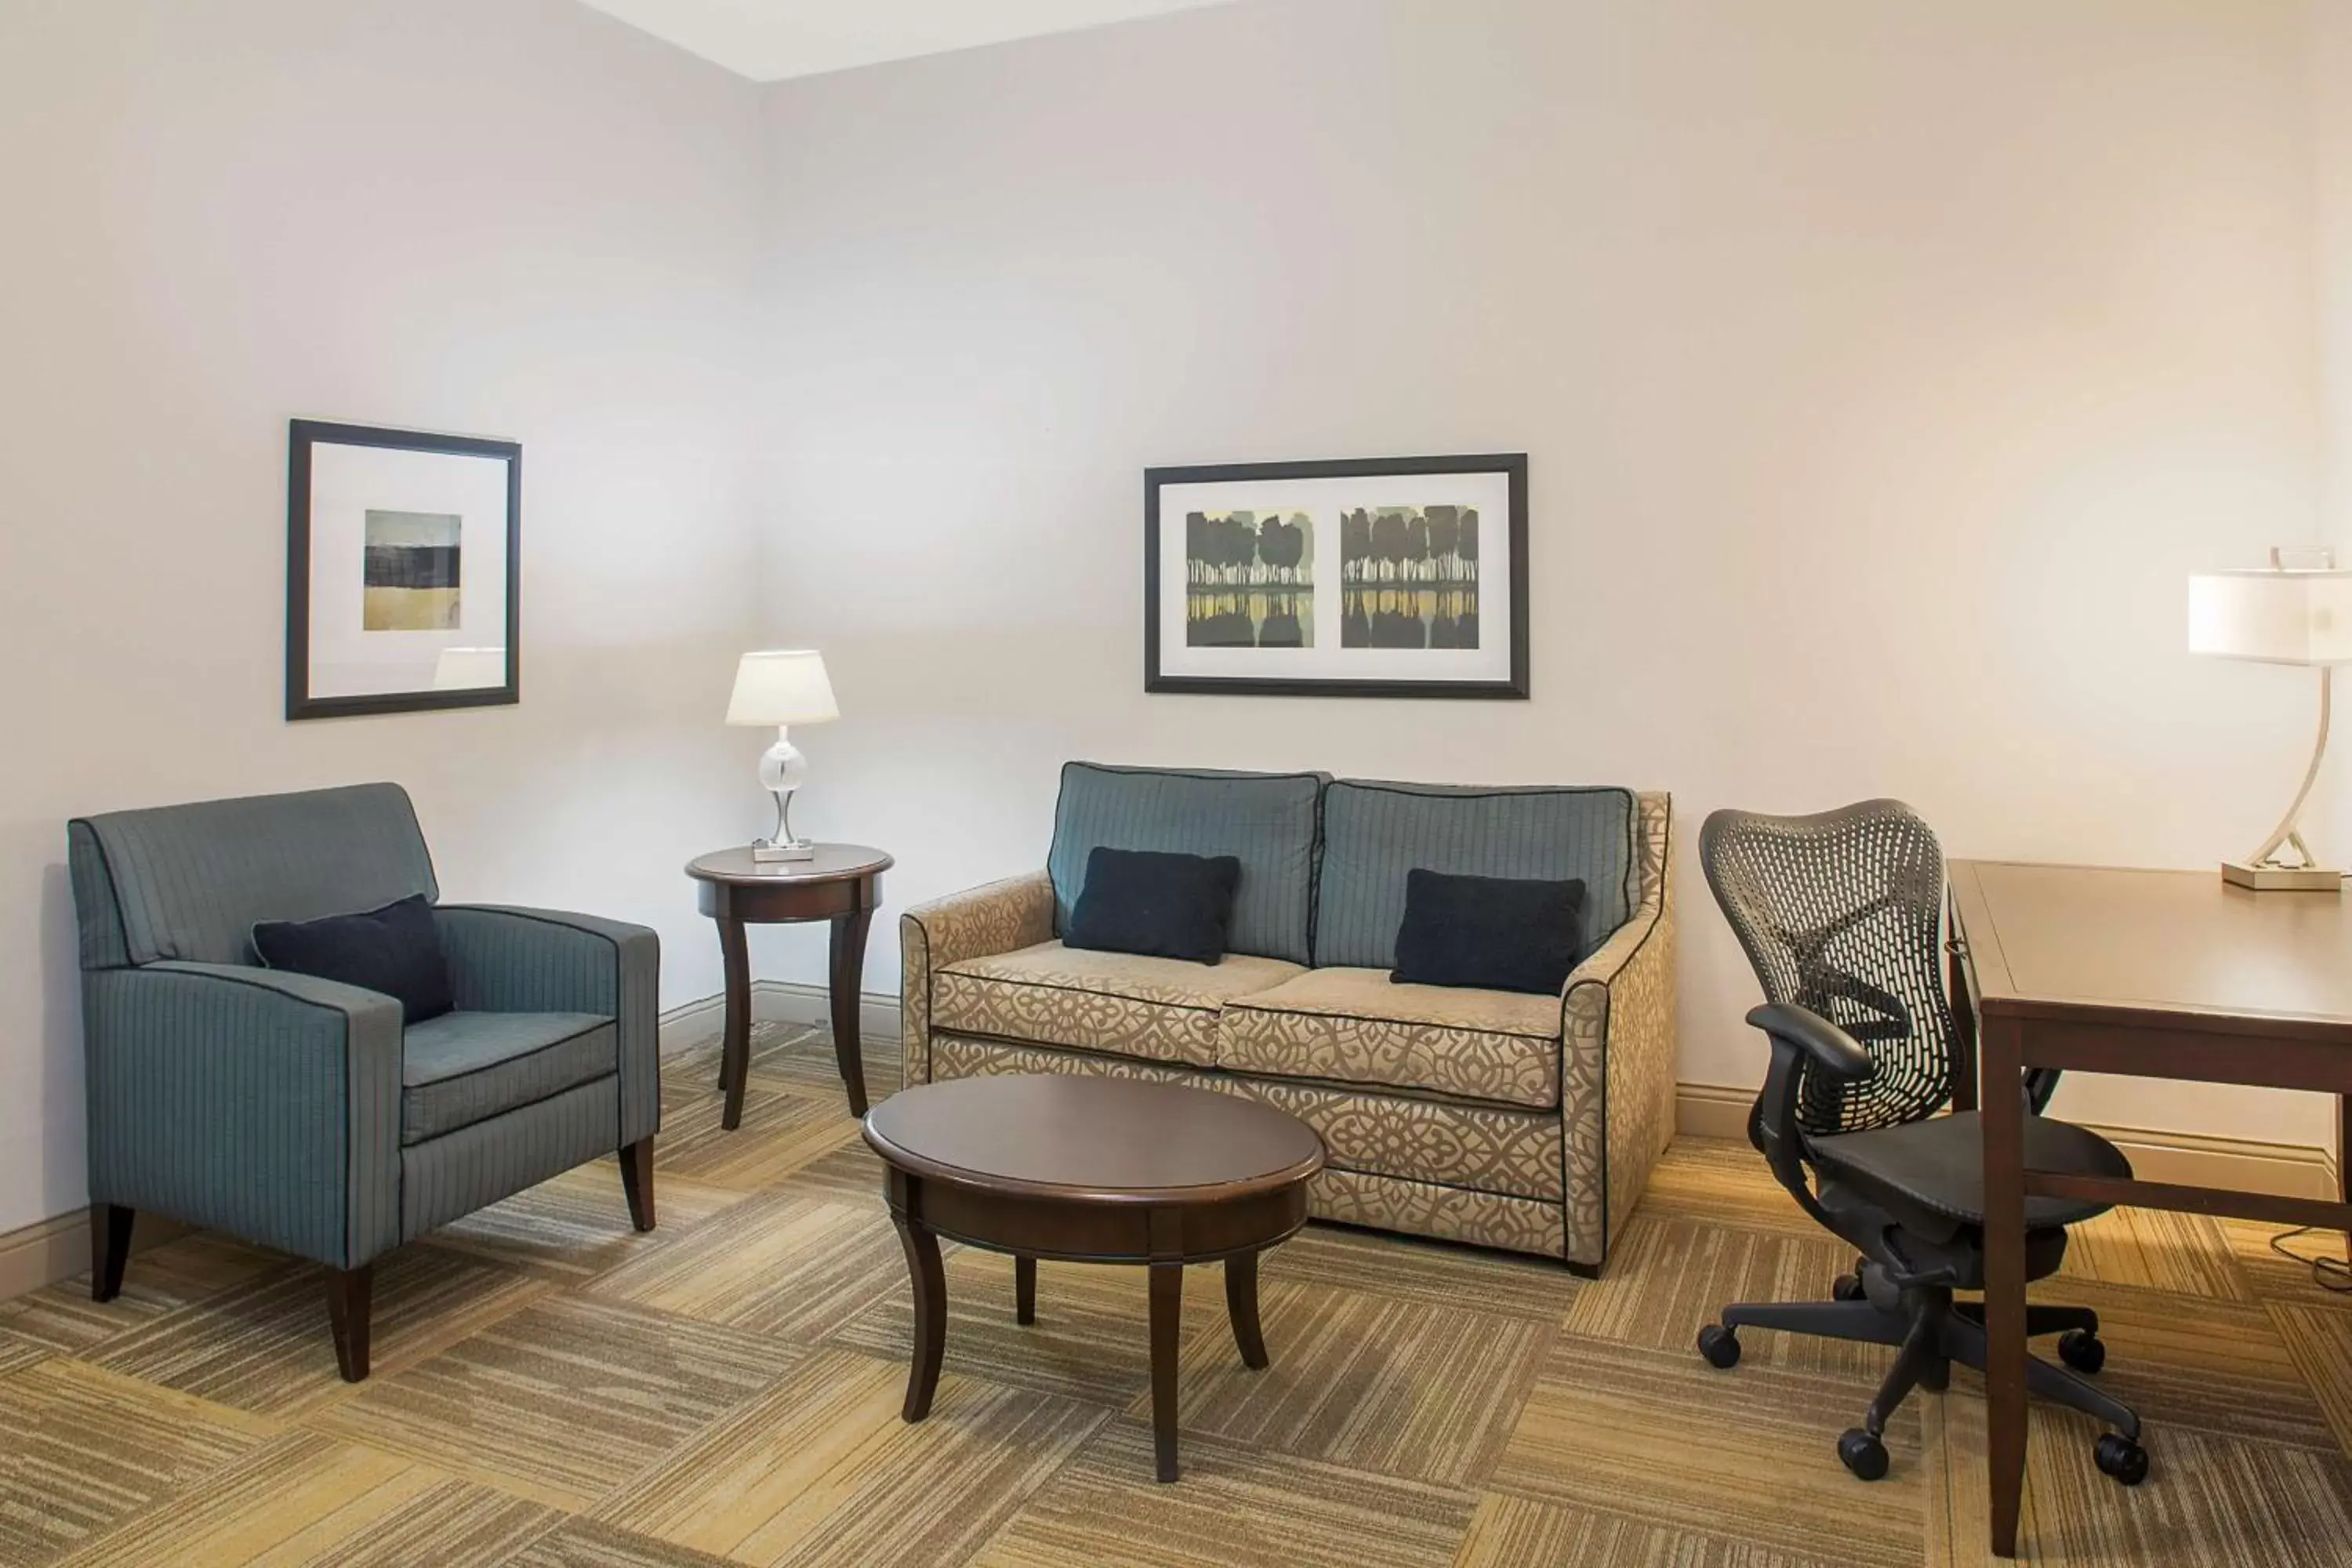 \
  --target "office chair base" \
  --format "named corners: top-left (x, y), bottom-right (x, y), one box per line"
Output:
top-left (1702, 1280), bottom-right (2146, 1485)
